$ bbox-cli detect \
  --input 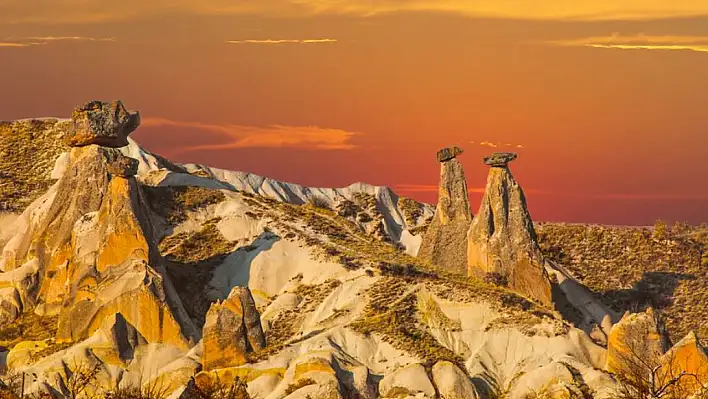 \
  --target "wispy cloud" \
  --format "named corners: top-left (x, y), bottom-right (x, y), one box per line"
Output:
top-left (549, 33), bottom-right (708, 53)
top-left (0, 36), bottom-right (116, 48)
top-left (141, 117), bottom-right (360, 153)
top-left (471, 141), bottom-right (524, 149)
top-left (592, 193), bottom-right (708, 200)
top-left (4, 1), bottom-right (708, 24)
top-left (226, 38), bottom-right (337, 45)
